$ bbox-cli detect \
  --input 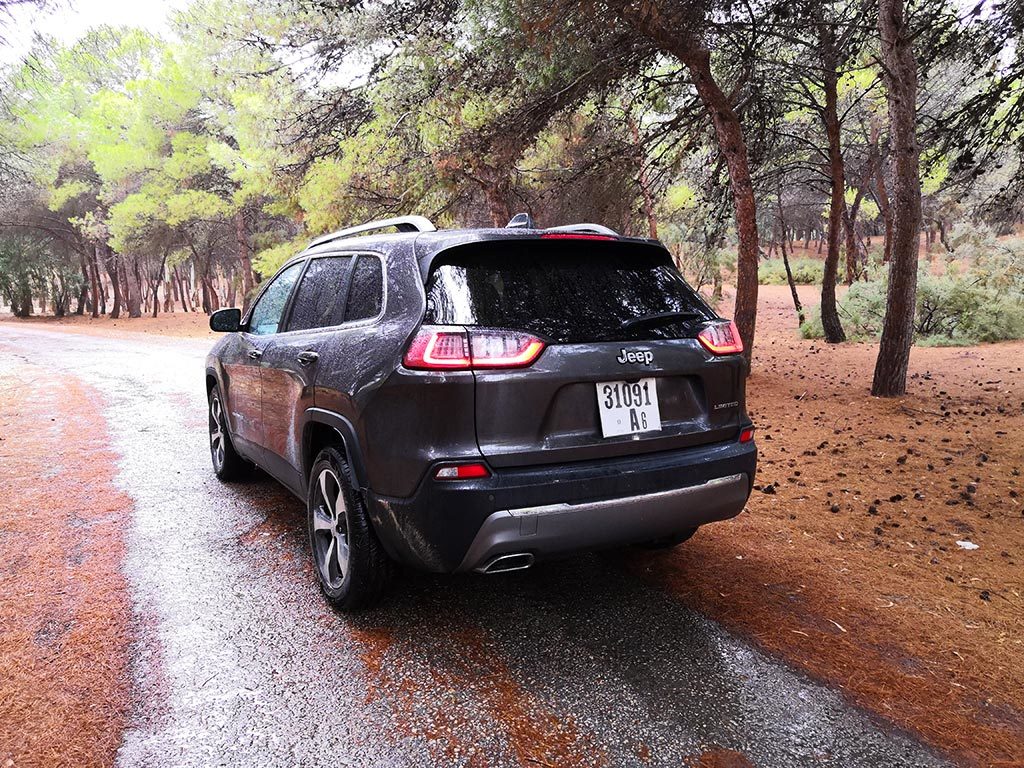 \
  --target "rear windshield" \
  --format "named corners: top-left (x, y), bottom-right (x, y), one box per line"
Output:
top-left (424, 240), bottom-right (716, 343)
